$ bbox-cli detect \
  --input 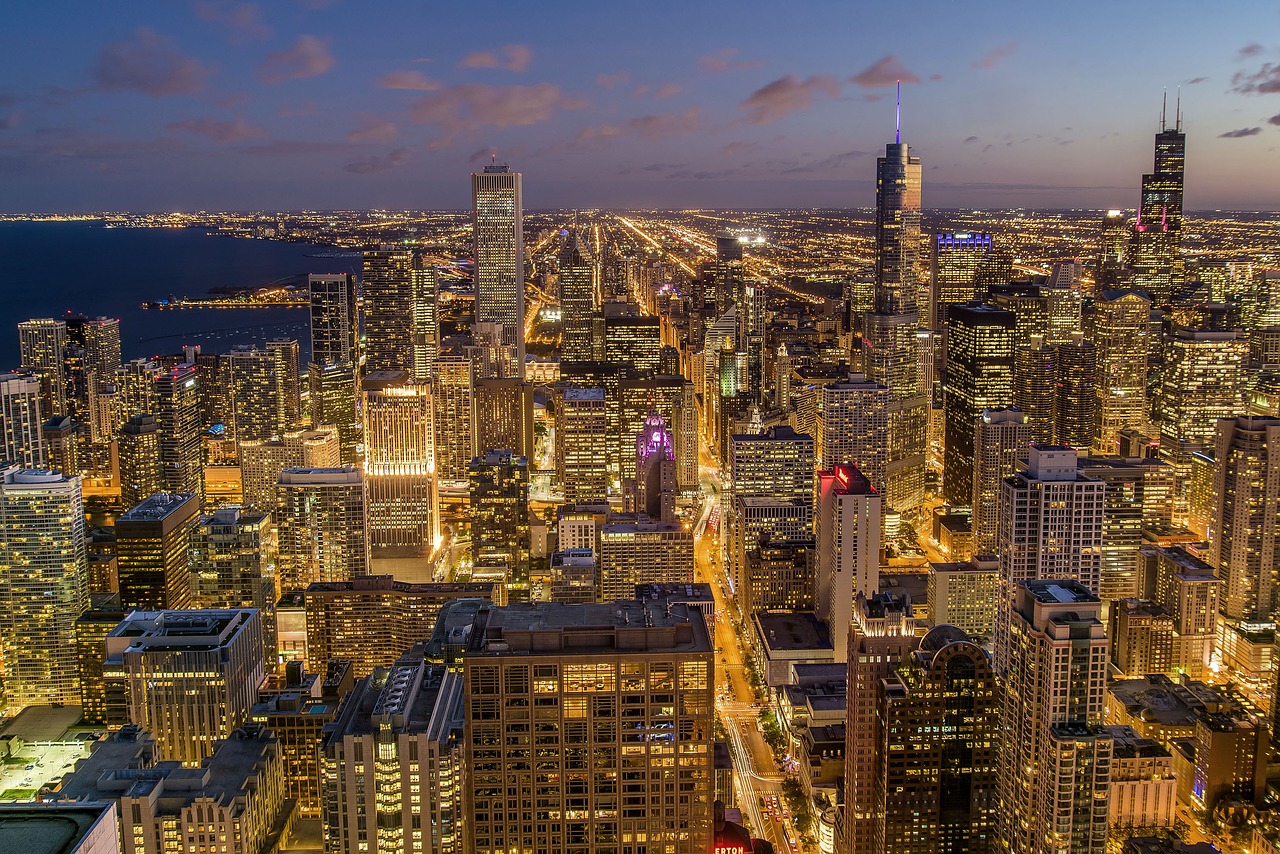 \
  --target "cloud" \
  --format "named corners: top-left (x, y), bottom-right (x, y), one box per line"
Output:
top-left (699, 48), bottom-right (763, 74)
top-left (972, 42), bottom-right (1017, 70)
top-left (596, 71), bottom-right (630, 89)
top-left (166, 115), bottom-right (265, 142)
top-left (243, 138), bottom-right (351, 155)
top-left (1232, 63), bottom-right (1280, 94)
top-left (1269, 113), bottom-right (1280, 126)
top-left (627, 107), bottom-right (702, 138)
top-left (408, 83), bottom-right (586, 145)
top-left (654, 82), bottom-right (682, 99)
top-left (739, 74), bottom-right (839, 124)
top-left (1239, 43), bottom-right (1265, 59)
top-left (0, 112), bottom-right (22, 130)
top-left (258, 35), bottom-right (334, 84)
top-left (459, 44), bottom-right (532, 72)
top-left (347, 119), bottom-right (396, 144)
top-left (276, 101), bottom-right (318, 117)
top-left (376, 70), bottom-right (441, 91)
top-left (1186, 76), bottom-right (1208, 85)
top-left (345, 147), bottom-right (412, 174)
top-left (782, 150), bottom-right (866, 174)
top-left (468, 147), bottom-right (496, 164)
top-left (963, 135), bottom-right (978, 143)
top-left (1219, 127), bottom-right (1262, 138)
top-left (850, 55), bottom-right (920, 88)
top-left (193, 2), bottom-right (271, 42)
top-left (93, 28), bottom-right (214, 95)
top-left (721, 141), bottom-right (755, 157)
